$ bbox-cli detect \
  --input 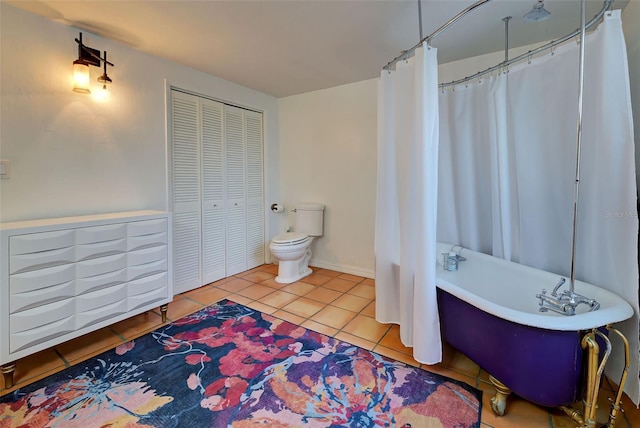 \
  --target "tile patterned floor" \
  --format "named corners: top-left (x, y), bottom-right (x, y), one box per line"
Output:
top-left (2, 264), bottom-right (639, 428)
